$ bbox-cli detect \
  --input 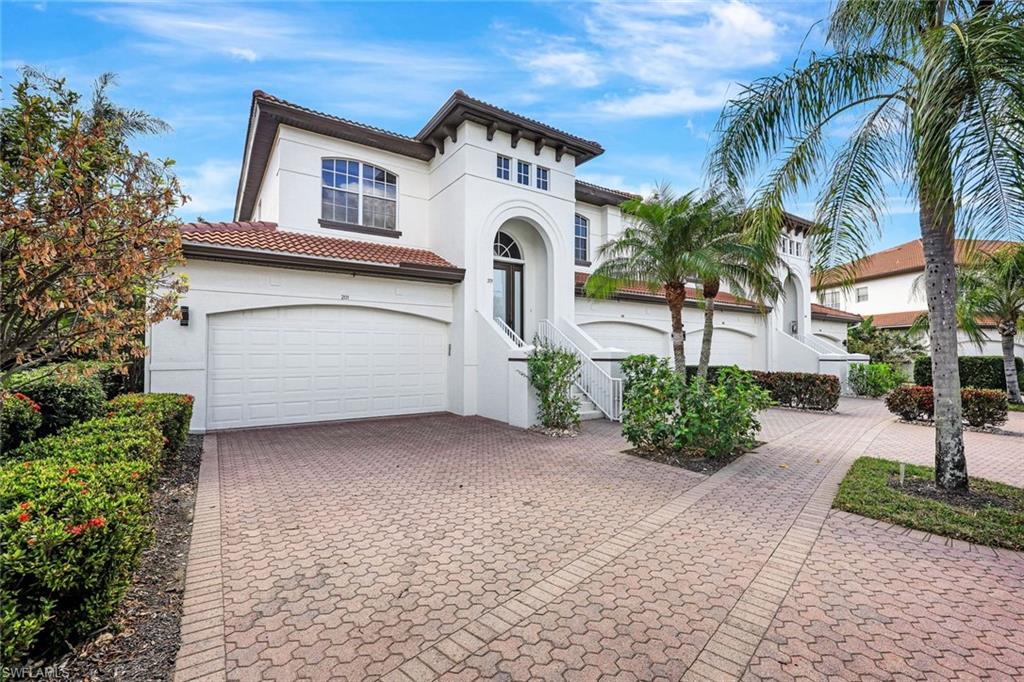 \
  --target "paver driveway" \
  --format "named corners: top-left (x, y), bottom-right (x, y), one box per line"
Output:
top-left (175, 400), bottom-right (1024, 681)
